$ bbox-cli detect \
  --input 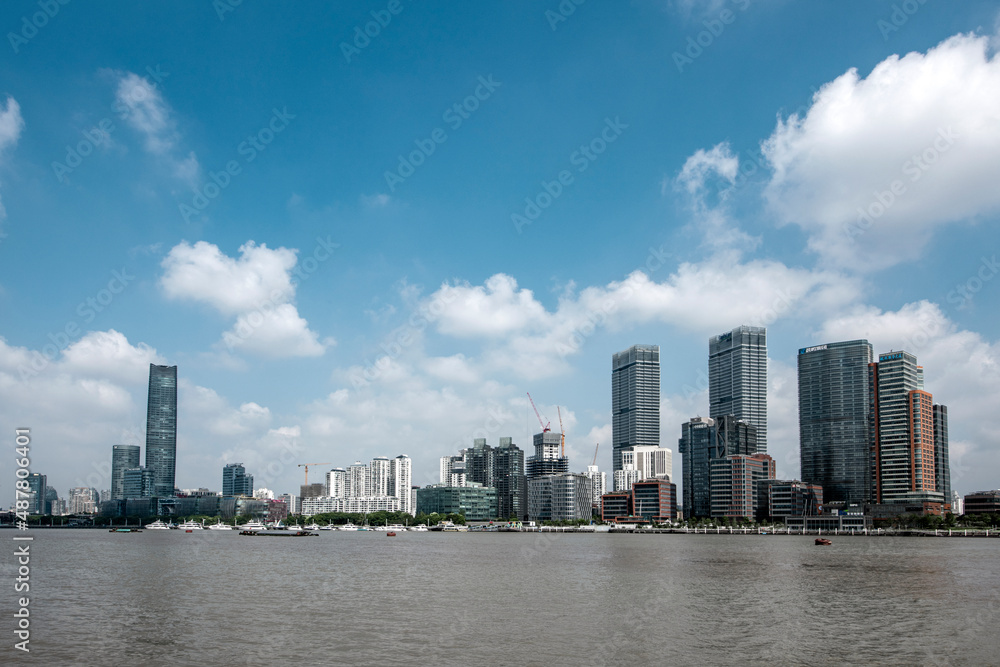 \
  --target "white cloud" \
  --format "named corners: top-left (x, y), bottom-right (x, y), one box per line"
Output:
top-left (161, 240), bottom-right (328, 358)
top-left (113, 70), bottom-right (201, 186)
top-left (763, 32), bottom-right (1000, 271)
top-left (421, 260), bottom-right (859, 380)
top-left (675, 142), bottom-right (739, 195)
top-left (161, 240), bottom-right (297, 315)
top-left (60, 330), bottom-right (163, 384)
top-left (0, 96), bottom-right (24, 221)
